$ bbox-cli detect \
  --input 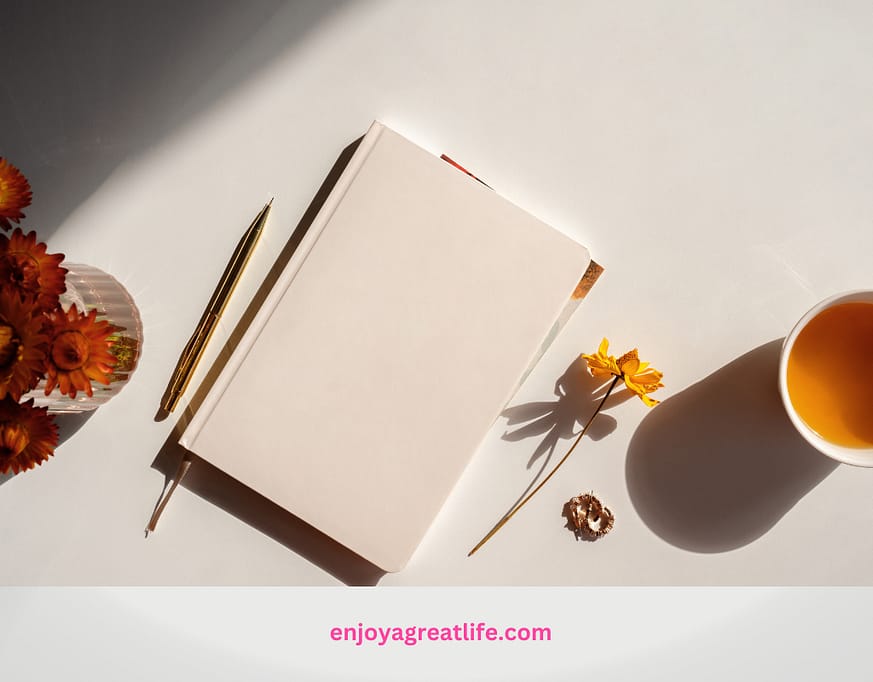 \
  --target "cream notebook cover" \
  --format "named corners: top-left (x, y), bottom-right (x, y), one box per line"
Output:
top-left (180, 122), bottom-right (593, 572)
